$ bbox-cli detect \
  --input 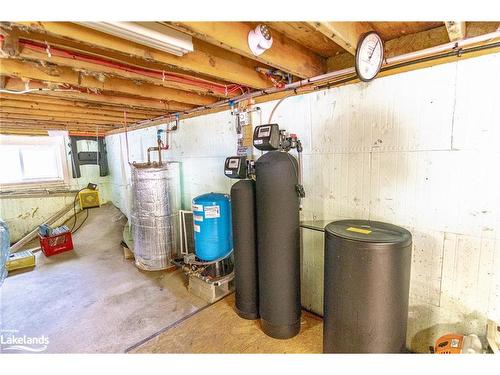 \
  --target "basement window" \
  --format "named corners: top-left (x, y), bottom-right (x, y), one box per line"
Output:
top-left (0, 135), bottom-right (69, 189)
